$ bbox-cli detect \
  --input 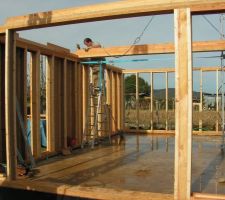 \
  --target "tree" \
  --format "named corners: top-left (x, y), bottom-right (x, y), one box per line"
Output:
top-left (125, 74), bottom-right (150, 94)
